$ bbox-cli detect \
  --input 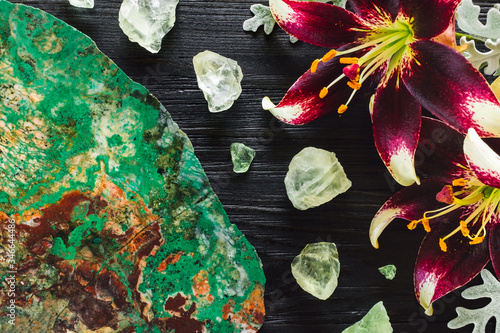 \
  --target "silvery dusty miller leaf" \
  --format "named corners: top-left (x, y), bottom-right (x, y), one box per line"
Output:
top-left (0, 1), bottom-right (265, 332)
top-left (448, 269), bottom-right (500, 333)
top-left (456, 0), bottom-right (500, 40)
top-left (460, 37), bottom-right (500, 76)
